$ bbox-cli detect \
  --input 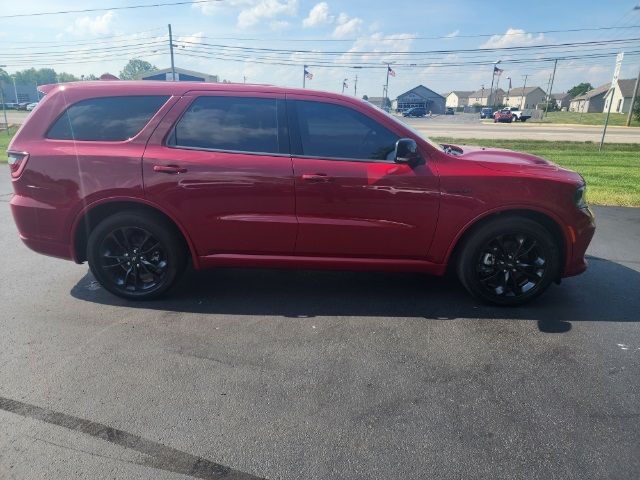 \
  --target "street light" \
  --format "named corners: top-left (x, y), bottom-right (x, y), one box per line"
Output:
top-left (488, 60), bottom-right (501, 107)
top-left (11, 75), bottom-right (18, 103)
